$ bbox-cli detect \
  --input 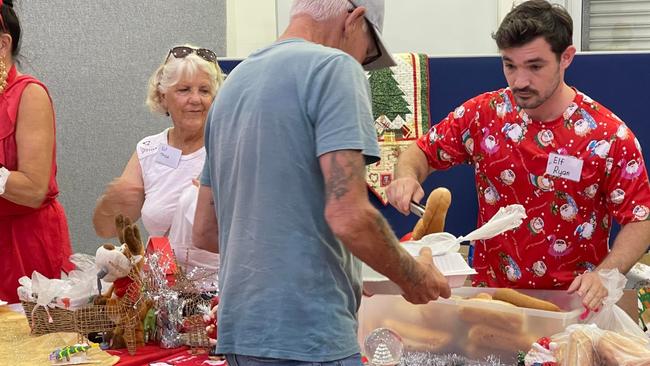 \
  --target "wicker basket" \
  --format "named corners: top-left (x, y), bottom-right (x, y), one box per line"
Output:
top-left (20, 300), bottom-right (127, 334)
top-left (21, 299), bottom-right (142, 353)
top-left (21, 300), bottom-right (77, 335)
